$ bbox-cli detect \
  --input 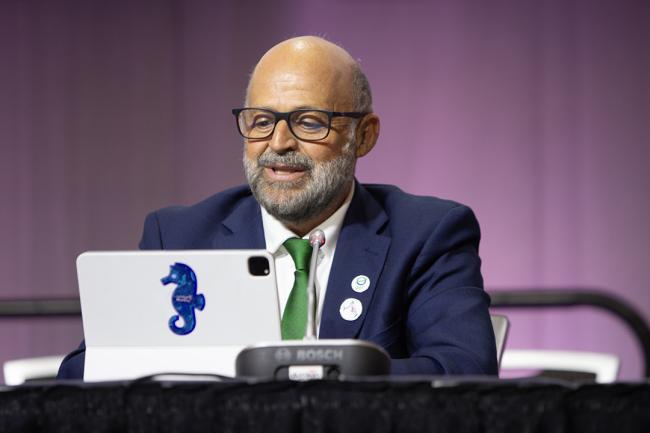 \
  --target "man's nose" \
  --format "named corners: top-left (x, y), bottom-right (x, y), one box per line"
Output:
top-left (268, 119), bottom-right (298, 153)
